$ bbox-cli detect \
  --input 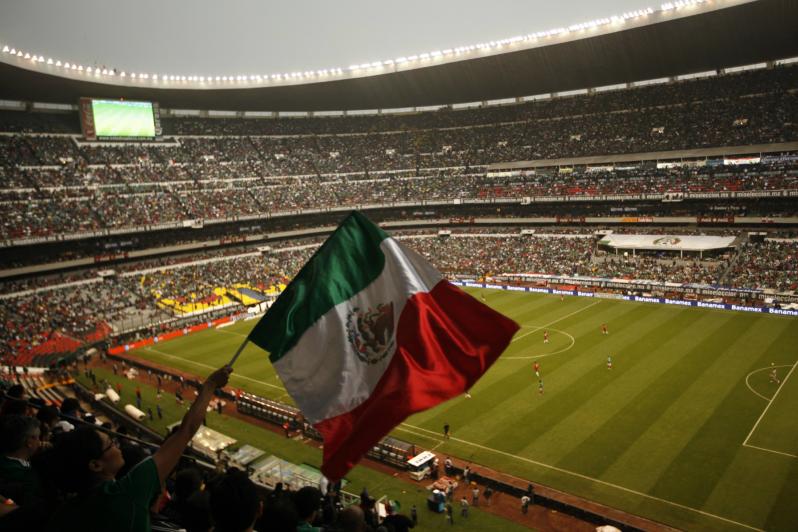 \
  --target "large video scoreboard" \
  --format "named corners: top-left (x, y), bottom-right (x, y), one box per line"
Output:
top-left (79, 98), bottom-right (162, 140)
